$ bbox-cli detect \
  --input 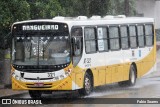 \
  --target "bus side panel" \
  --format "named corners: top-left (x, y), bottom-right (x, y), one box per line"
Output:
top-left (123, 63), bottom-right (130, 81)
top-left (72, 66), bottom-right (85, 90)
top-left (137, 47), bottom-right (156, 78)
top-left (105, 67), bottom-right (112, 84)
top-left (111, 65), bottom-right (123, 83)
top-left (73, 72), bottom-right (84, 89)
top-left (98, 68), bottom-right (106, 86)
top-left (92, 69), bottom-right (99, 87)
top-left (136, 62), bottom-right (143, 78)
